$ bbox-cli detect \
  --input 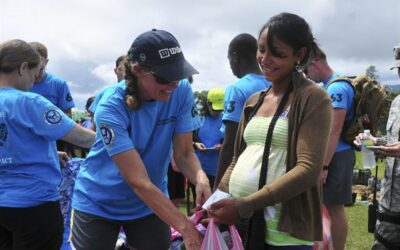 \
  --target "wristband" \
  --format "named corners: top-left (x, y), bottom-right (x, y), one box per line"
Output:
top-left (323, 165), bottom-right (329, 170)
